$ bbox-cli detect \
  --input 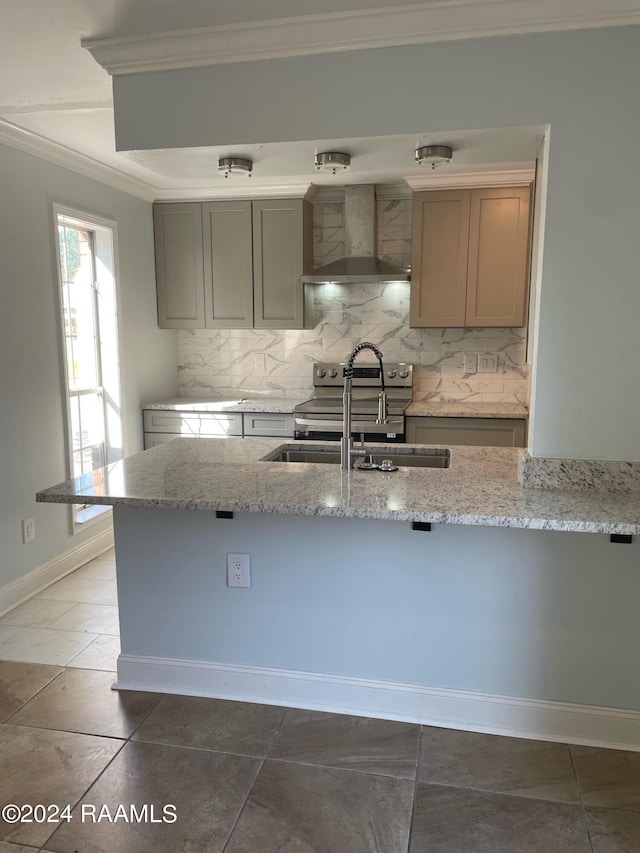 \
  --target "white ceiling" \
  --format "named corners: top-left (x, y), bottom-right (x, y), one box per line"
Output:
top-left (1, 0), bottom-right (637, 199)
